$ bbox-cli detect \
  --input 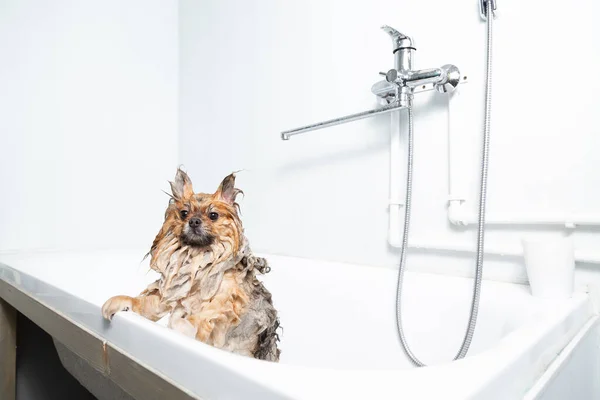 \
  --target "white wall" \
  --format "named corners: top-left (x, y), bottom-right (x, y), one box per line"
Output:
top-left (0, 1), bottom-right (179, 252)
top-left (179, 0), bottom-right (600, 285)
top-left (1, 0), bottom-right (596, 285)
